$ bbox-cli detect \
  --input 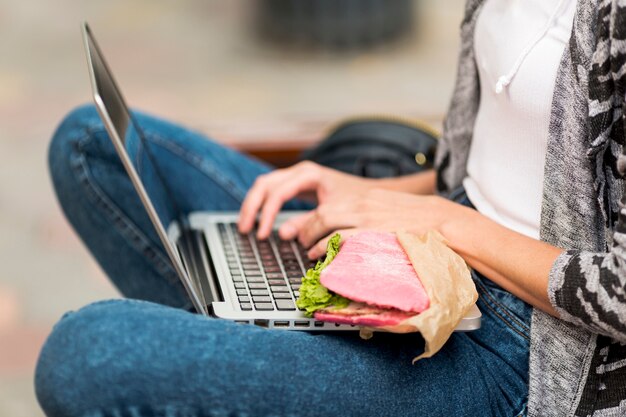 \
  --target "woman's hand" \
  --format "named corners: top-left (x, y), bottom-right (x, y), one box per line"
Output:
top-left (241, 166), bottom-right (563, 317)
top-left (296, 188), bottom-right (562, 318)
top-left (297, 188), bottom-right (476, 259)
top-left (238, 161), bottom-right (376, 239)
